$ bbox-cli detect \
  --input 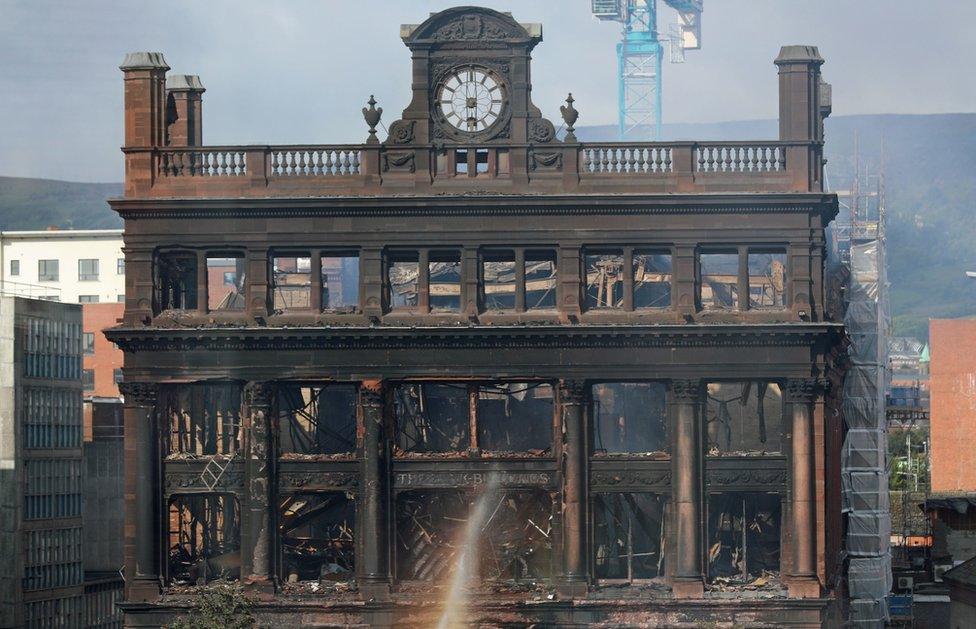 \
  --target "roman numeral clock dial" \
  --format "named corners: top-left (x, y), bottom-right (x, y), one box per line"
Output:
top-left (437, 66), bottom-right (506, 135)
